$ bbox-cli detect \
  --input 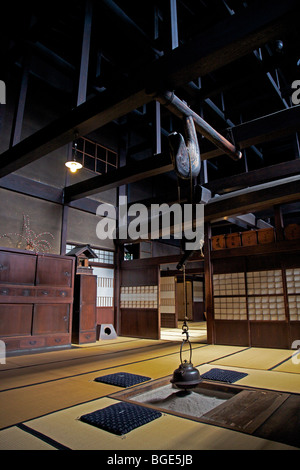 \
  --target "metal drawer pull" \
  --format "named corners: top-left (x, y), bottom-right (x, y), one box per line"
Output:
top-left (64, 271), bottom-right (70, 277)
top-left (55, 338), bottom-right (62, 343)
top-left (0, 289), bottom-right (8, 295)
top-left (60, 291), bottom-right (66, 297)
top-left (42, 290), bottom-right (48, 295)
top-left (0, 264), bottom-right (8, 271)
top-left (29, 341), bottom-right (36, 345)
